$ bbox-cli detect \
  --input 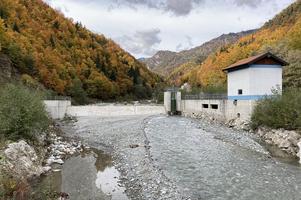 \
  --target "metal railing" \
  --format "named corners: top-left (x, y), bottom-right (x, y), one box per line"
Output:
top-left (44, 96), bottom-right (71, 101)
top-left (182, 93), bottom-right (227, 100)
